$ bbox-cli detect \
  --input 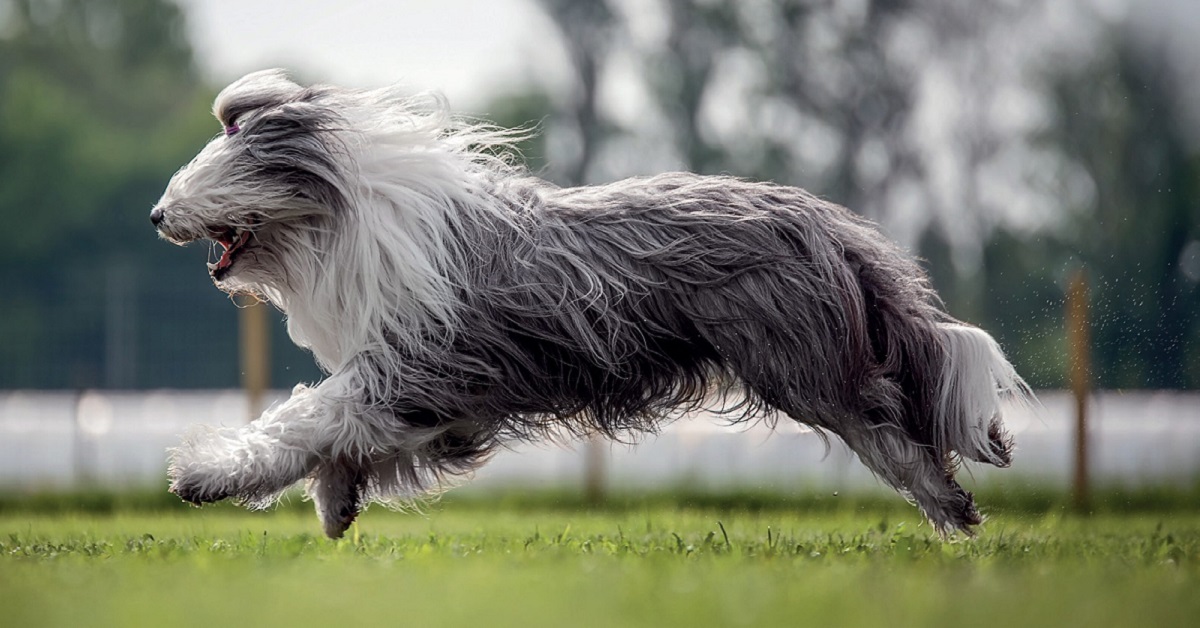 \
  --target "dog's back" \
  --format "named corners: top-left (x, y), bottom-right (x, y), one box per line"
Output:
top-left (381, 172), bottom-right (1029, 534)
